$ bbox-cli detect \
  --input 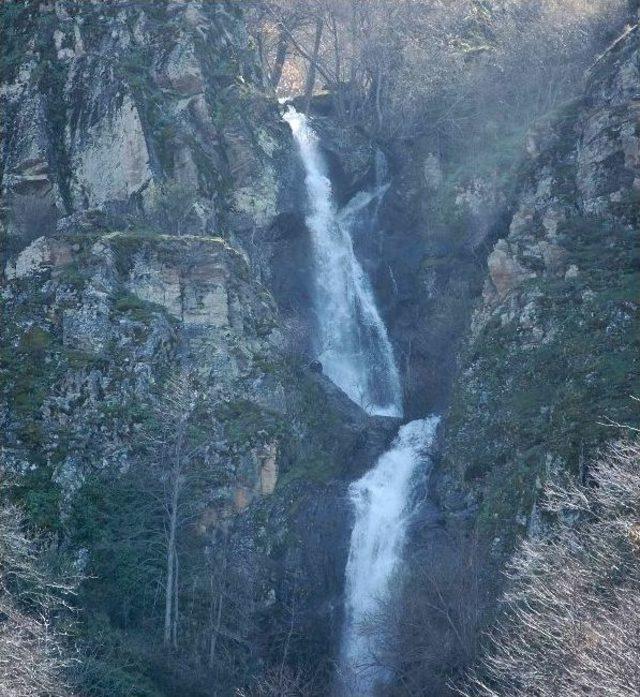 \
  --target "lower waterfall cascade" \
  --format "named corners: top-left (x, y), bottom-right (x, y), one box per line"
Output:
top-left (339, 416), bottom-right (440, 694)
top-left (285, 106), bottom-right (440, 695)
